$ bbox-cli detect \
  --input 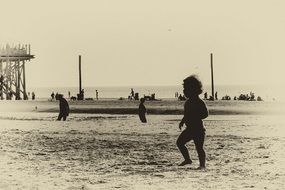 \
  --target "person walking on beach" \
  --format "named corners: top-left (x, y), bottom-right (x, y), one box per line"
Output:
top-left (57, 94), bottom-right (70, 121)
top-left (131, 88), bottom-right (134, 100)
top-left (215, 91), bottom-right (218, 100)
top-left (138, 98), bottom-right (147, 123)
top-left (96, 90), bottom-right (99, 100)
top-left (51, 92), bottom-right (55, 100)
top-left (176, 75), bottom-right (208, 169)
top-left (204, 92), bottom-right (208, 100)
top-left (31, 92), bottom-right (35, 100)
